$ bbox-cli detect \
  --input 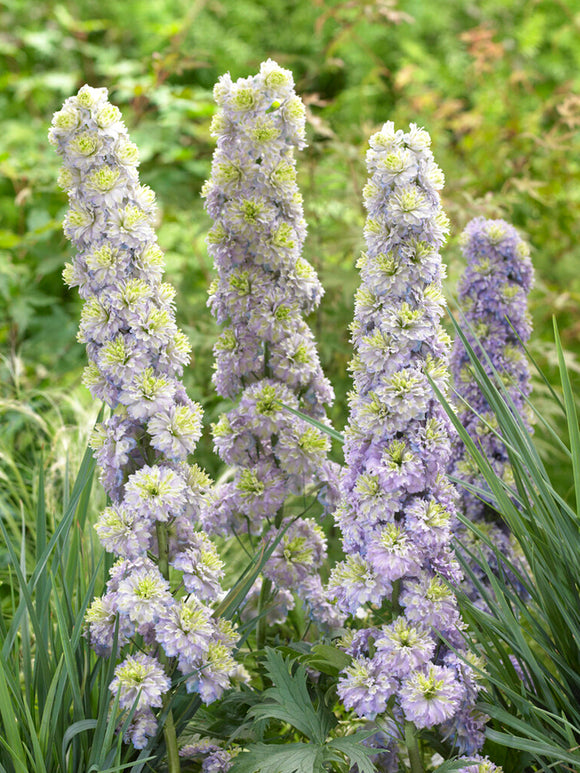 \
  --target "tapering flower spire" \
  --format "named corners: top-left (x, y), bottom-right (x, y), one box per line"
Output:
top-left (328, 122), bottom-right (486, 757)
top-left (50, 85), bottom-right (237, 750)
top-left (449, 216), bottom-right (534, 518)
top-left (449, 217), bottom-right (534, 606)
top-left (202, 60), bottom-right (340, 627)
